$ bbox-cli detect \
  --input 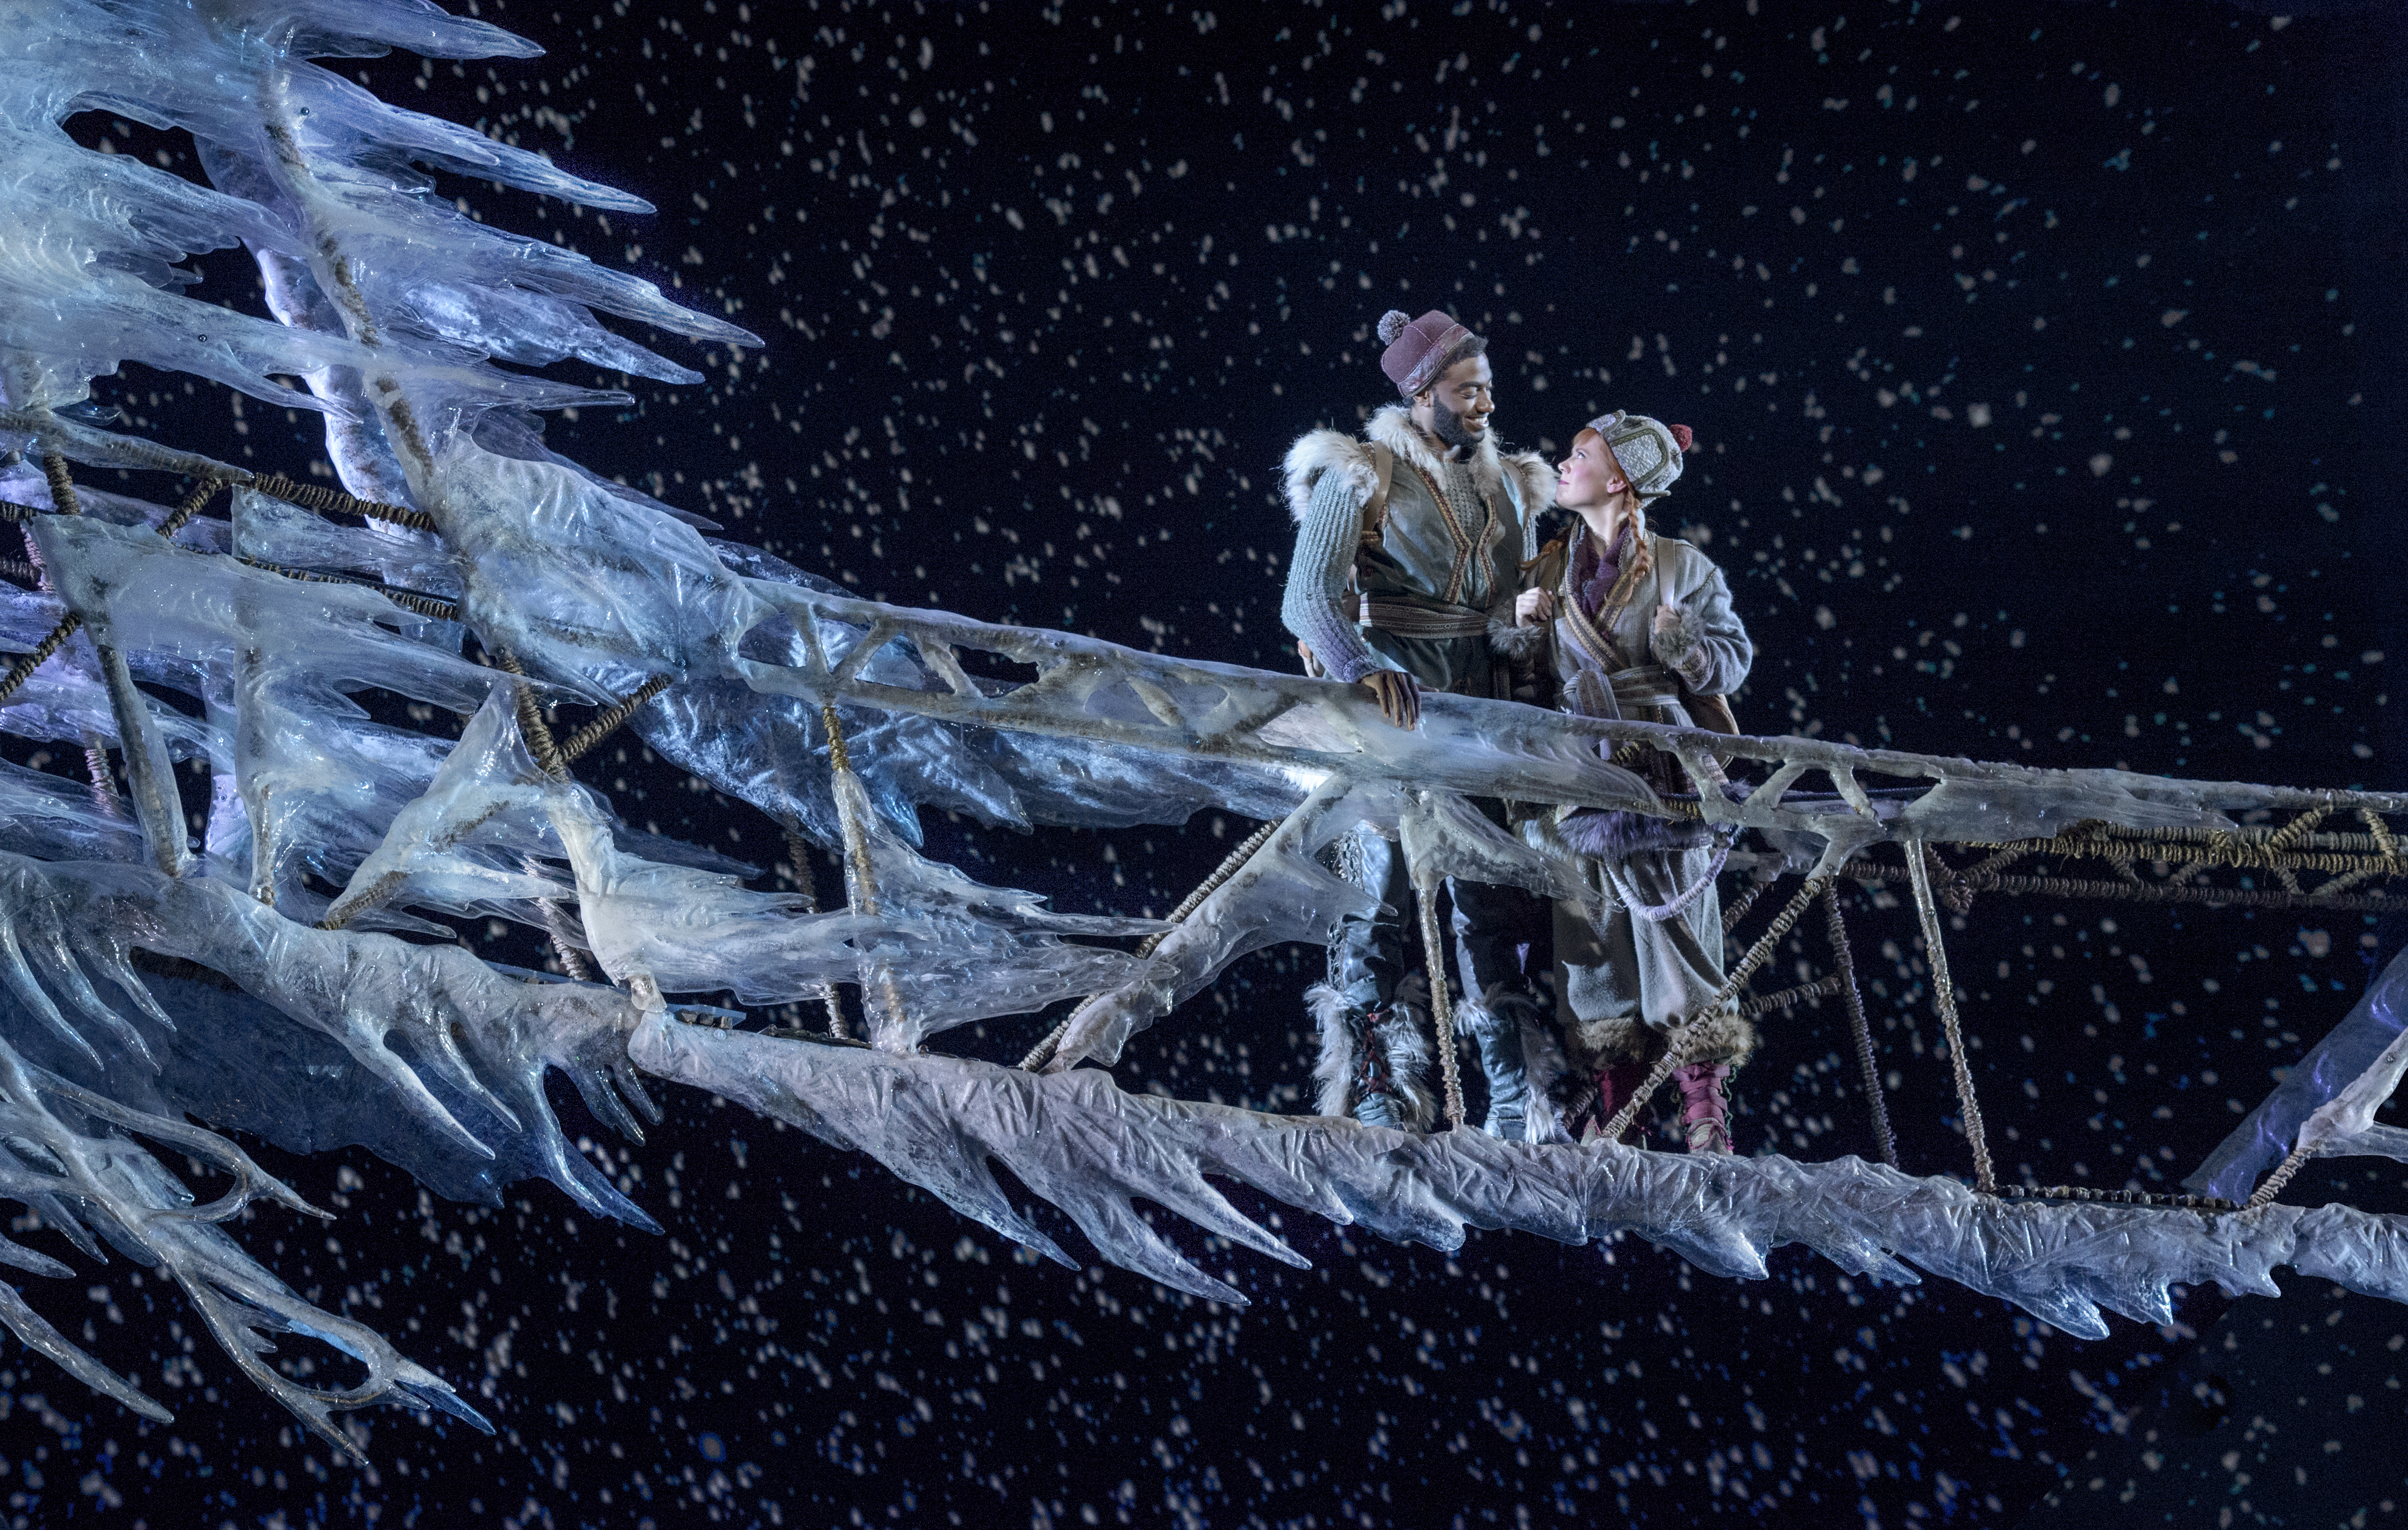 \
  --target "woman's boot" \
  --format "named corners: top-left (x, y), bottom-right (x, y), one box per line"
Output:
top-left (1673, 1060), bottom-right (1736, 1154)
